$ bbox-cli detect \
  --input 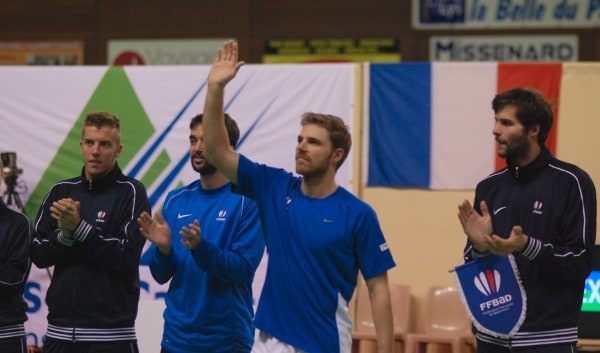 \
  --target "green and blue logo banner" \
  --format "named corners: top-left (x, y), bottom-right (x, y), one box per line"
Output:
top-left (0, 64), bottom-right (356, 346)
top-left (454, 254), bottom-right (526, 338)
